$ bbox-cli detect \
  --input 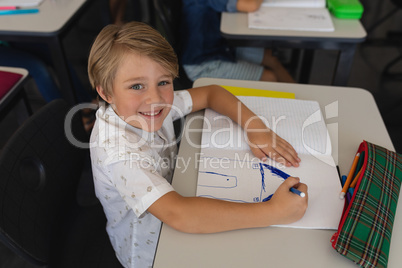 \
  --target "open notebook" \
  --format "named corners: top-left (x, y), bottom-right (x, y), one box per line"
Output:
top-left (249, 0), bottom-right (334, 32)
top-left (196, 96), bottom-right (344, 229)
top-left (262, 0), bottom-right (326, 8)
